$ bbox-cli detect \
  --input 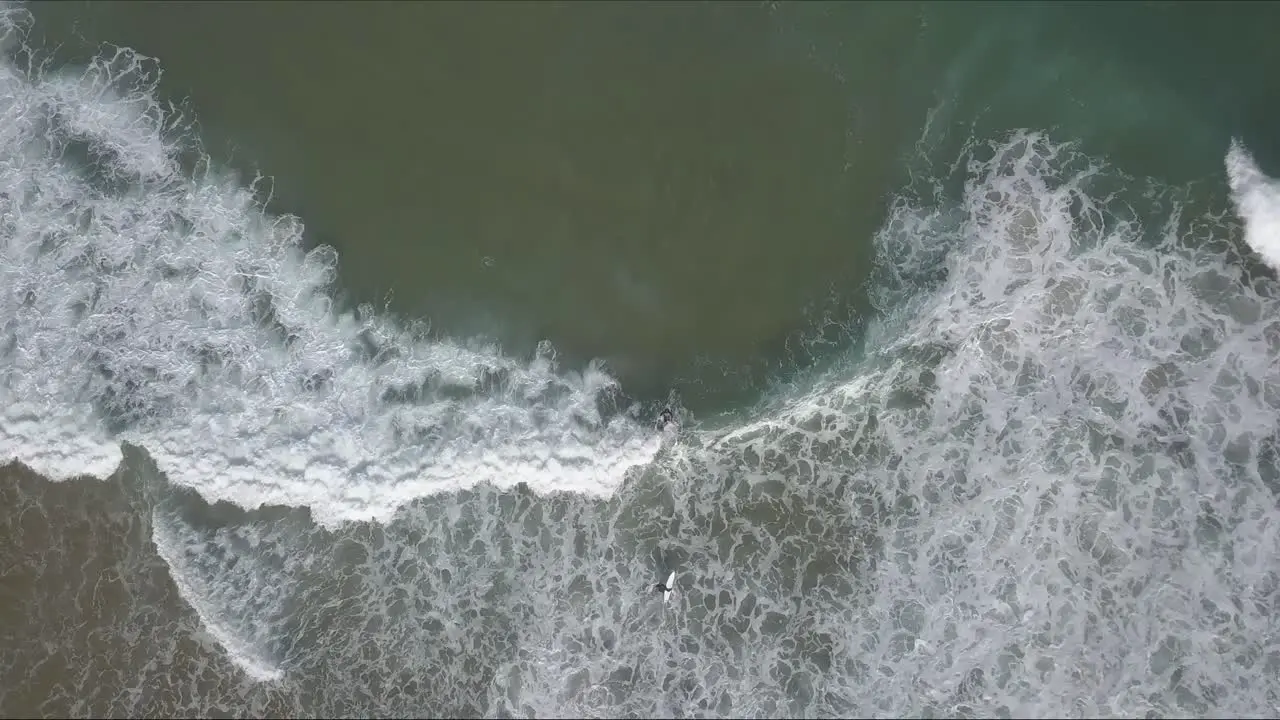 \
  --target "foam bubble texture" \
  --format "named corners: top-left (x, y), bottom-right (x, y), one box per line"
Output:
top-left (1228, 139), bottom-right (1280, 273)
top-left (0, 6), bottom-right (661, 526)
top-left (5, 3), bottom-right (1280, 716)
top-left (677, 131), bottom-right (1280, 717)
